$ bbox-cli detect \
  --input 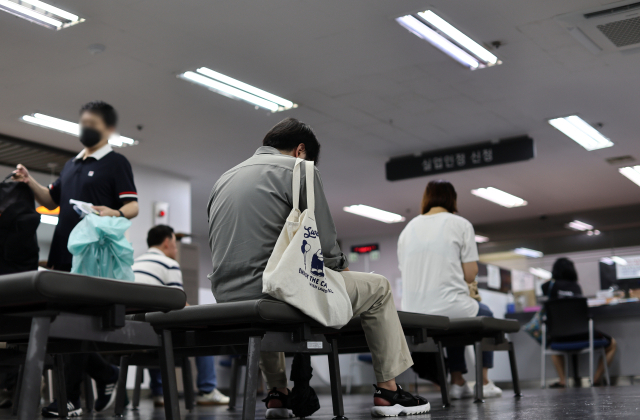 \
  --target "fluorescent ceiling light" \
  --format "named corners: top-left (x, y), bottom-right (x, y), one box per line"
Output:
top-left (514, 248), bottom-right (543, 258)
top-left (475, 235), bottom-right (489, 243)
top-left (566, 220), bottom-right (594, 231)
top-left (178, 67), bottom-right (297, 112)
top-left (529, 267), bottom-right (552, 279)
top-left (600, 257), bottom-right (614, 265)
top-left (548, 115), bottom-right (613, 151)
top-left (0, 0), bottom-right (84, 30)
top-left (471, 187), bottom-right (527, 208)
top-left (21, 113), bottom-right (137, 147)
top-left (40, 214), bottom-right (58, 225)
top-left (396, 11), bottom-right (500, 70)
top-left (619, 166), bottom-right (640, 187)
top-left (343, 205), bottom-right (406, 224)
top-left (611, 256), bottom-right (628, 266)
